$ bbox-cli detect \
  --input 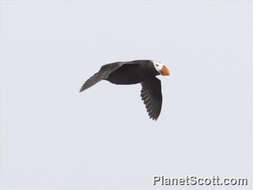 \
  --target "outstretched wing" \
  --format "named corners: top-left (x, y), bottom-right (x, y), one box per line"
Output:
top-left (141, 77), bottom-right (162, 120)
top-left (80, 62), bottom-right (123, 92)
